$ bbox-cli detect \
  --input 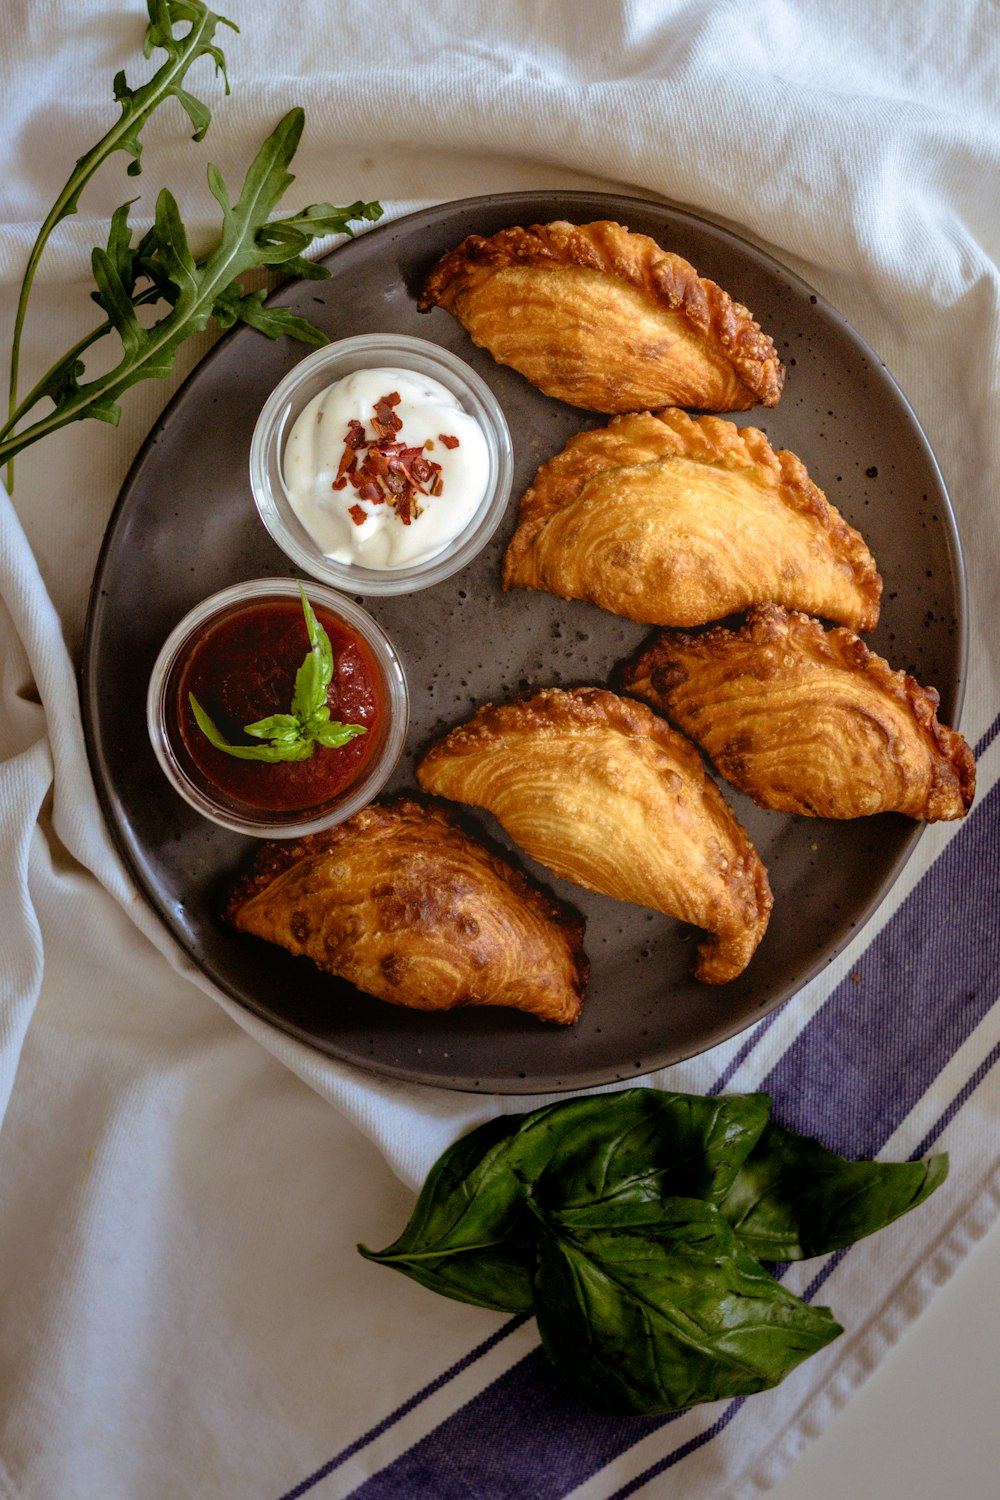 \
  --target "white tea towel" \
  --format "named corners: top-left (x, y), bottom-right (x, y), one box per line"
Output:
top-left (1, 2), bottom-right (998, 1497)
